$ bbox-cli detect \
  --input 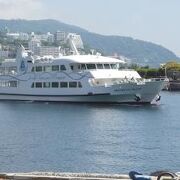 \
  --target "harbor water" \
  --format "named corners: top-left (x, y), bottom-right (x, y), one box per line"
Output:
top-left (0, 91), bottom-right (180, 174)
